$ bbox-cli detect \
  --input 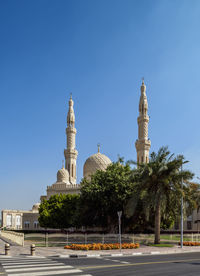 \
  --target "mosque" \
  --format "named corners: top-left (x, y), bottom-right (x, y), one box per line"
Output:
top-left (1, 80), bottom-right (152, 230)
